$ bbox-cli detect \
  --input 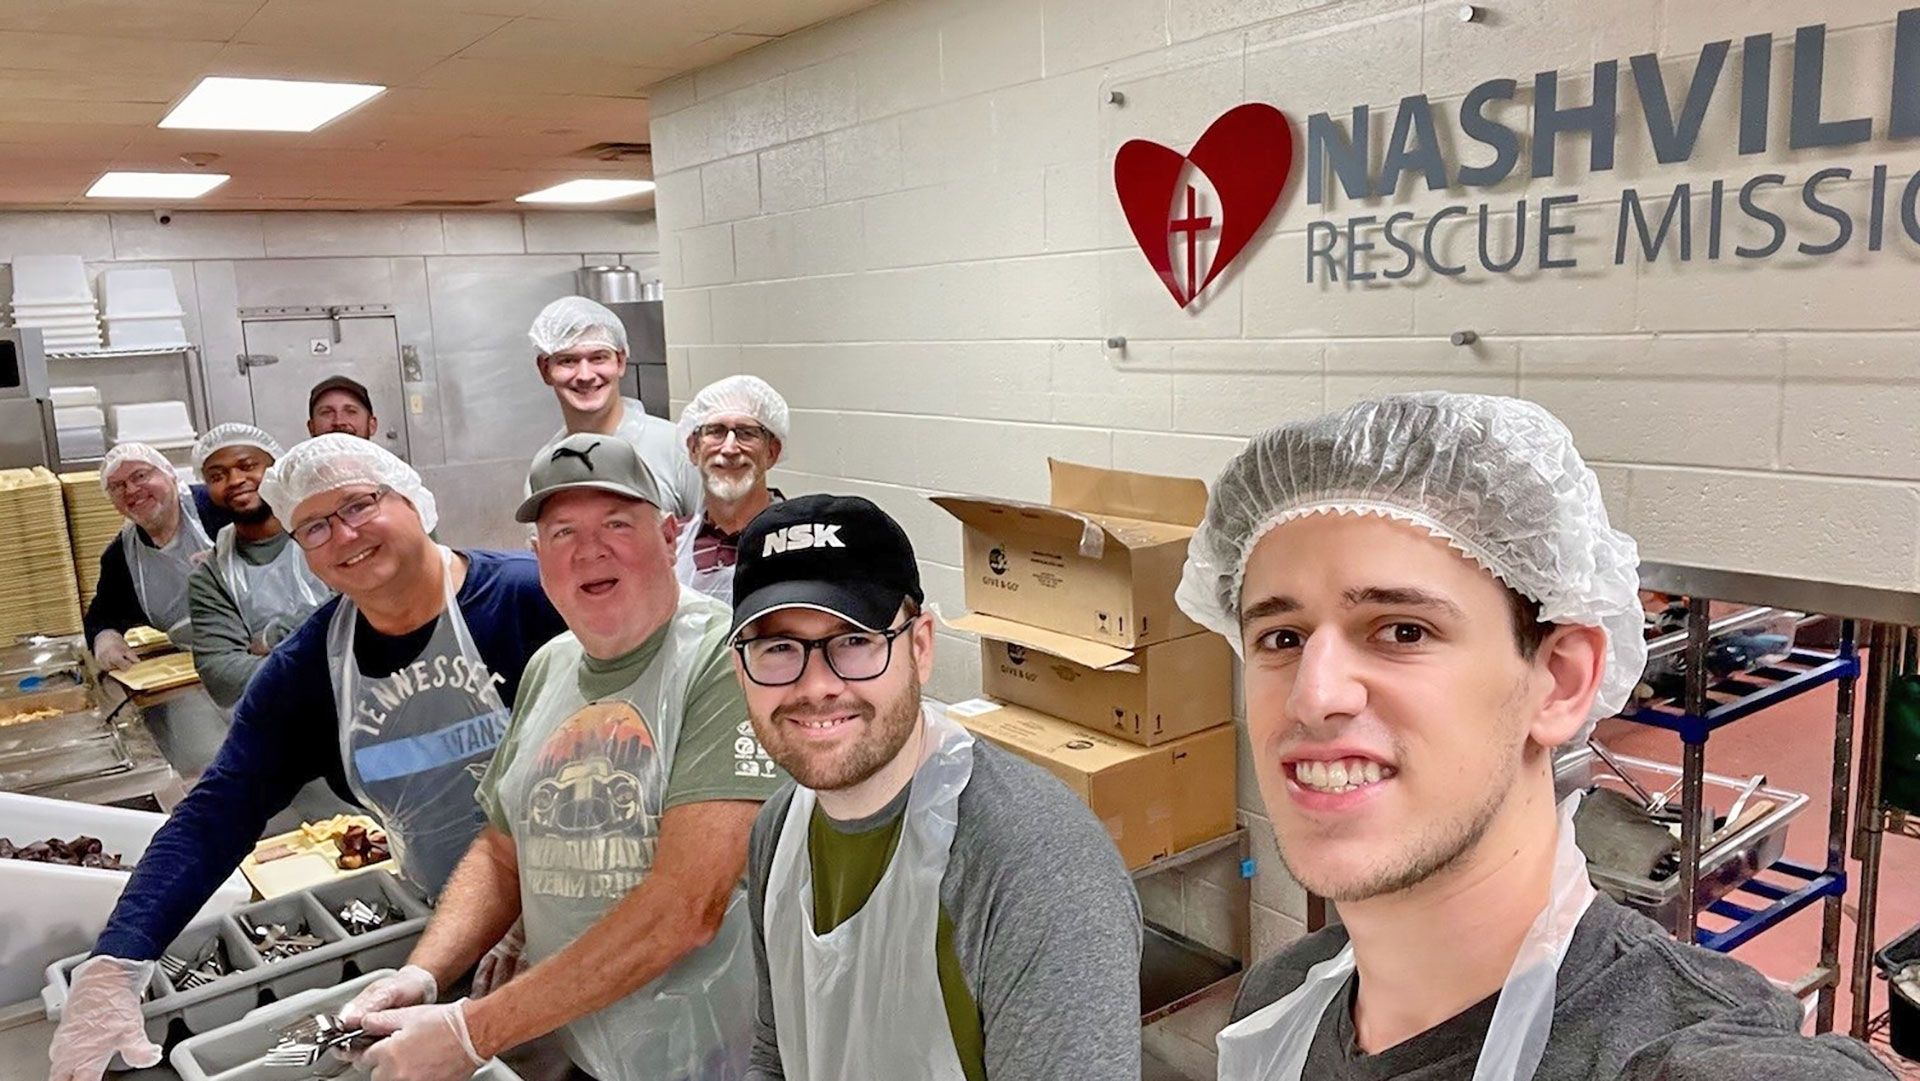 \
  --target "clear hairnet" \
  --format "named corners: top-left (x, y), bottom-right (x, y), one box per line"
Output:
top-left (100, 442), bottom-right (177, 491)
top-left (529, 296), bottom-right (629, 356)
top-left (677, 375), bottom-right (790, 445)
top-left (258, 433), bottom-right (439, 533)
top-left (192, 423), bottom-right (284, 472)
top-left (1176, 392), bottom-right (1644, 731)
